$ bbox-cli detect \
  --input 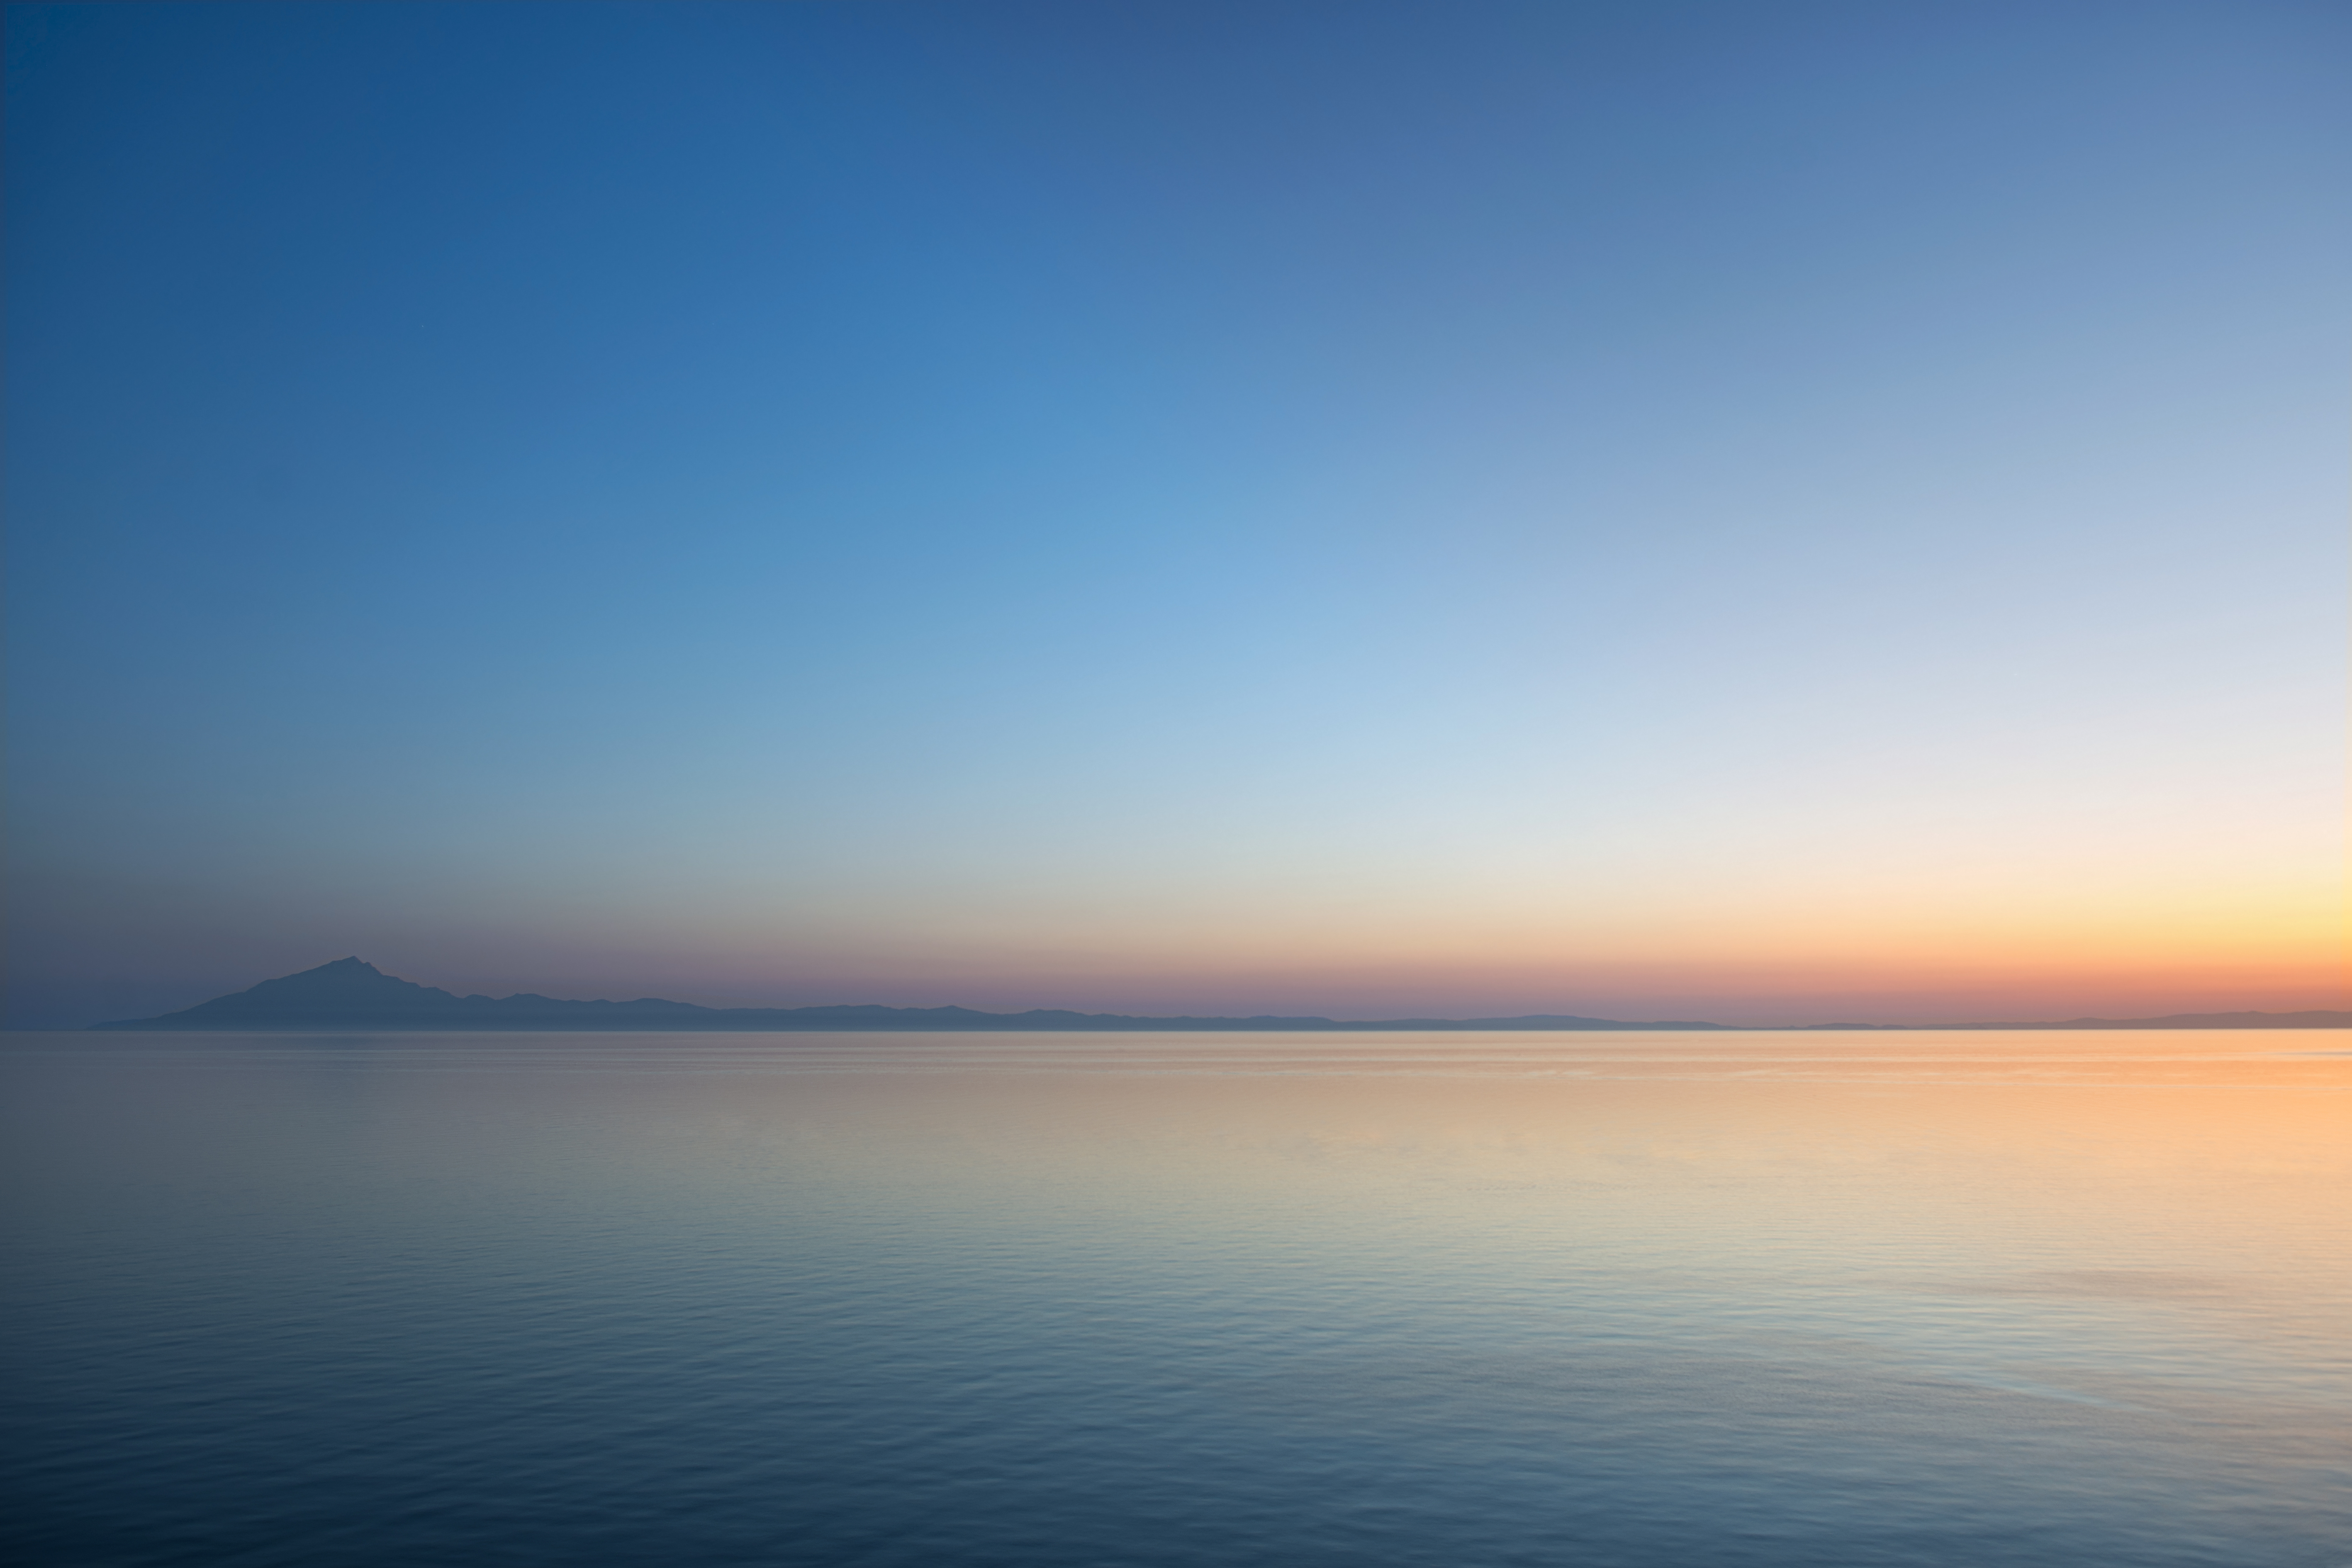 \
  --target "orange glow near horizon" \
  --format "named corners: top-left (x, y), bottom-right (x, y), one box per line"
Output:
top-left (390, 894), bottom-right (2346, 1025)
top-left (521, 863), bottom-right (2343, 1023)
